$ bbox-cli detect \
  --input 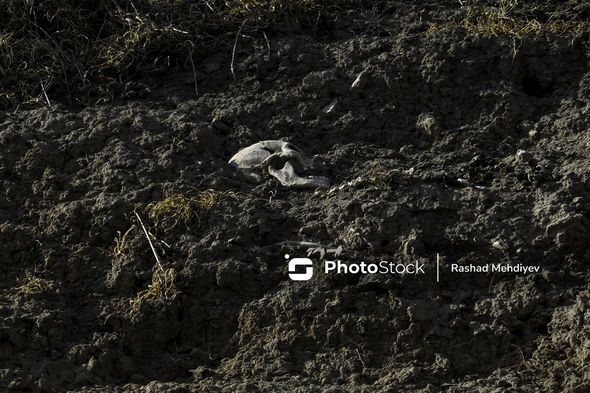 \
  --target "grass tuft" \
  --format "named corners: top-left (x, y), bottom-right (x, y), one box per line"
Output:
top-left (114, 190), bottom-right (239, 311)
top-left (16, 275), bottom-right (55, 296)
top-left (461, 0), bottom-right (542, 37)
top-left (427, 0), bottom-right (589, 38)
top-left (0, 0), bottom-right (339, 109)
top-left (147, 190), bottom-right (238, 228)
top-left (130, 266), bottom-right (178, 312)
top-left (113, 224), bottom-right (137, 257)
